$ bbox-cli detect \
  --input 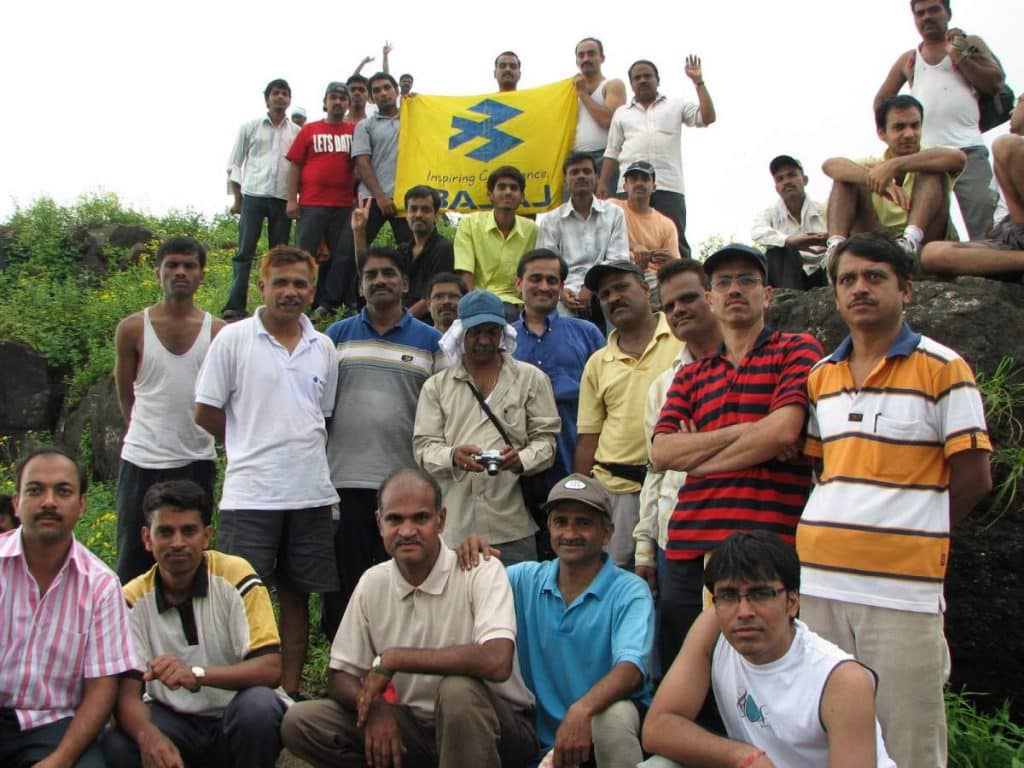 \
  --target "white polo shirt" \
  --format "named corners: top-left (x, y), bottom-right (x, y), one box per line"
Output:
top-left (195, 308), bottom-right (339, 510)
